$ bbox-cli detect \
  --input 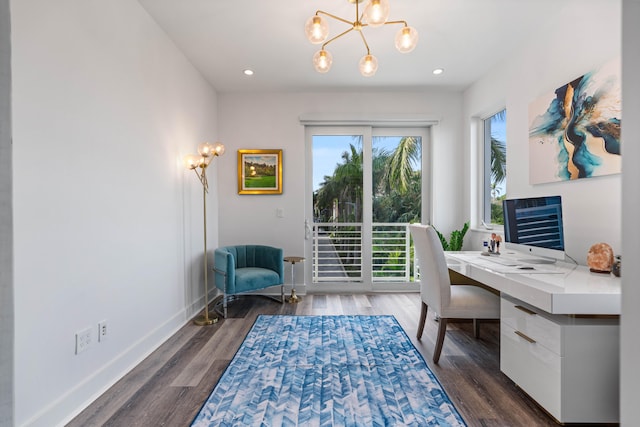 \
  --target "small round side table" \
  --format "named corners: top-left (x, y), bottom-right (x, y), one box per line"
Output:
top-left (284, 256), bottom-right (305, 303)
